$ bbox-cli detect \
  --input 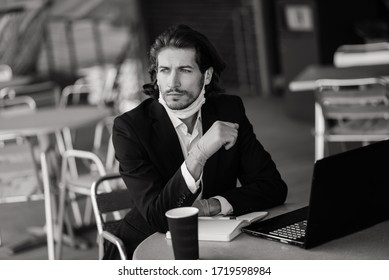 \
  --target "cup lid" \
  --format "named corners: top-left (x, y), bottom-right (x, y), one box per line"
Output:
top-left (165, 207), bottom-right (199, 219)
